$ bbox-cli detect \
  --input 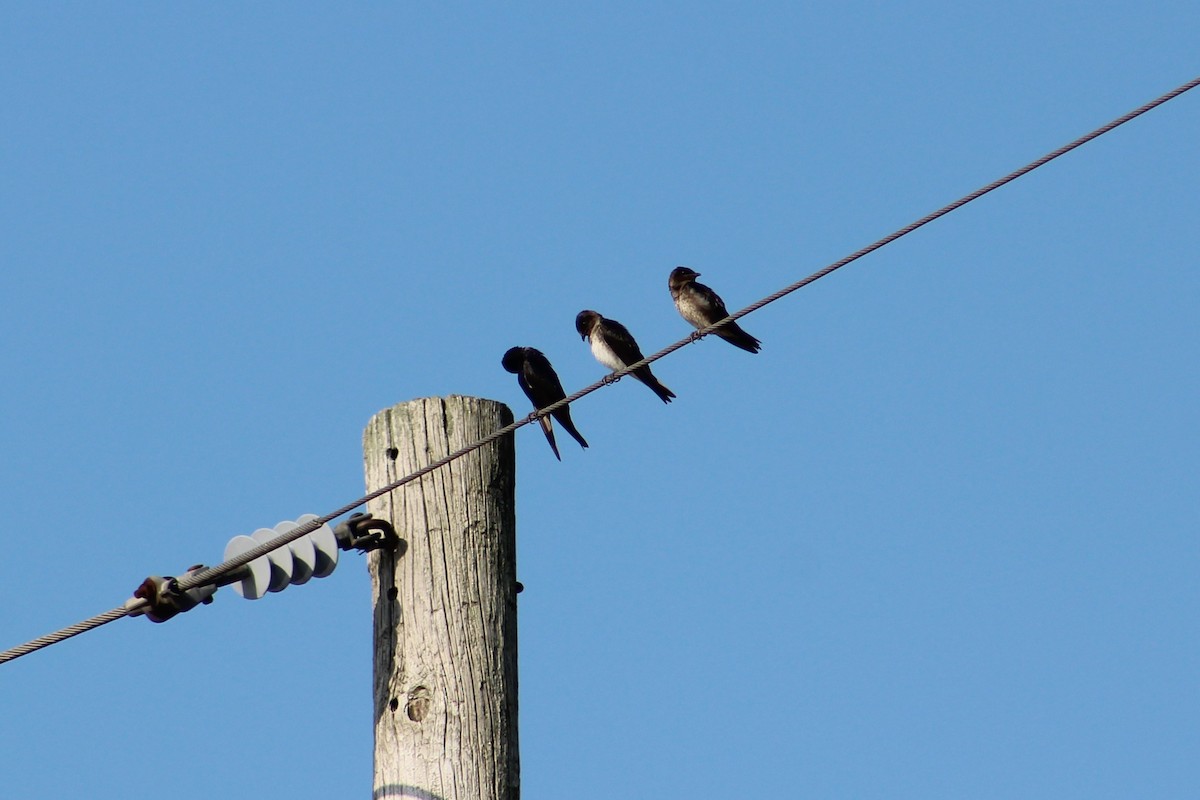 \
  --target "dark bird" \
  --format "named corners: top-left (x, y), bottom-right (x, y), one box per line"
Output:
top-left (575, 310), bottom-right (676, 404)
top-left (501, 346), bottom-right (589, 460)
top-left (668, 266), bottom-right (762, 354)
